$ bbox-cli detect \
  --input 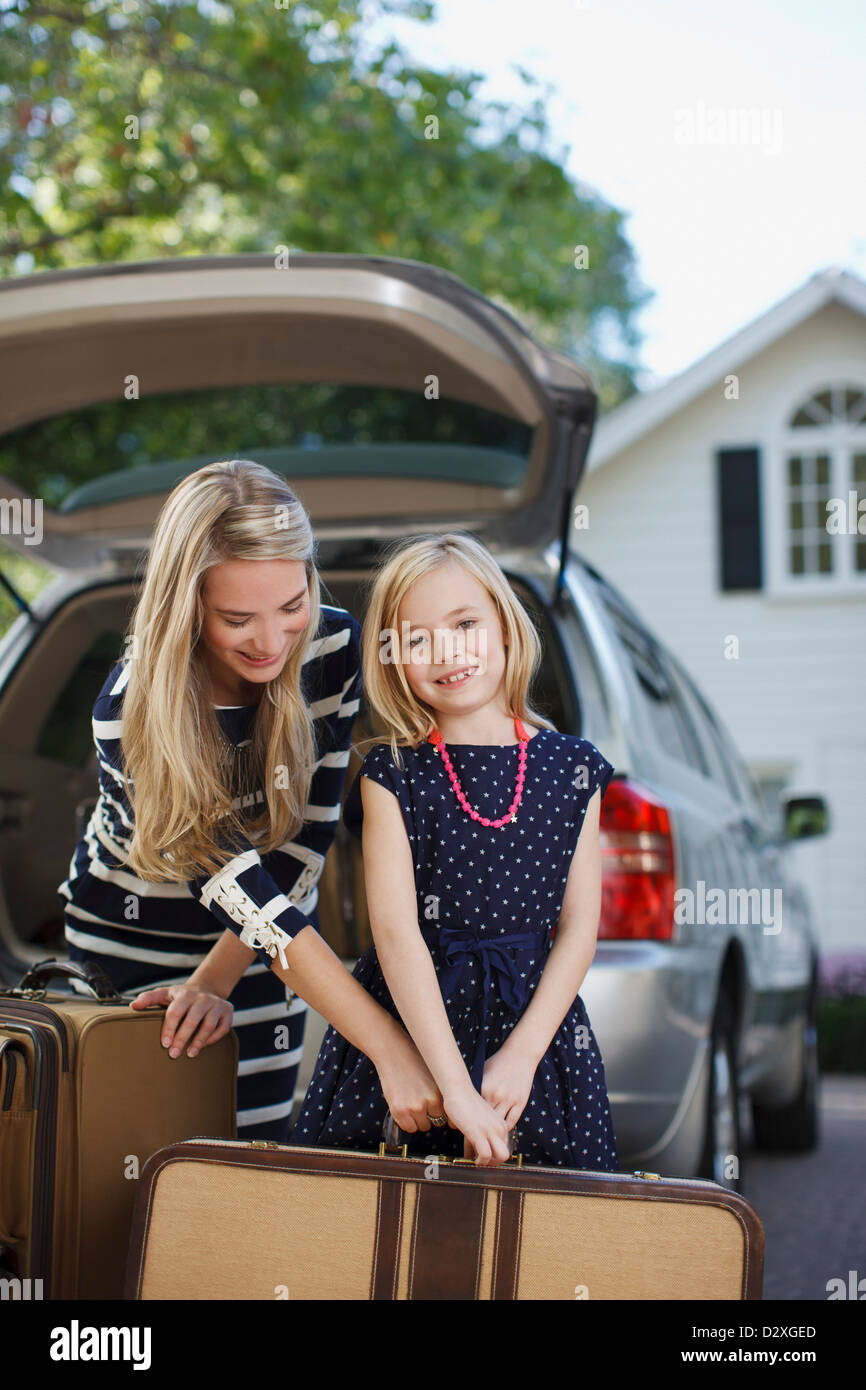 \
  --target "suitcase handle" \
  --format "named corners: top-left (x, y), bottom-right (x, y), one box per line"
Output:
top-left (380, 1112), bottom-right (522, 1166)
top-left (14, 957), bottom-right (124, 1002)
